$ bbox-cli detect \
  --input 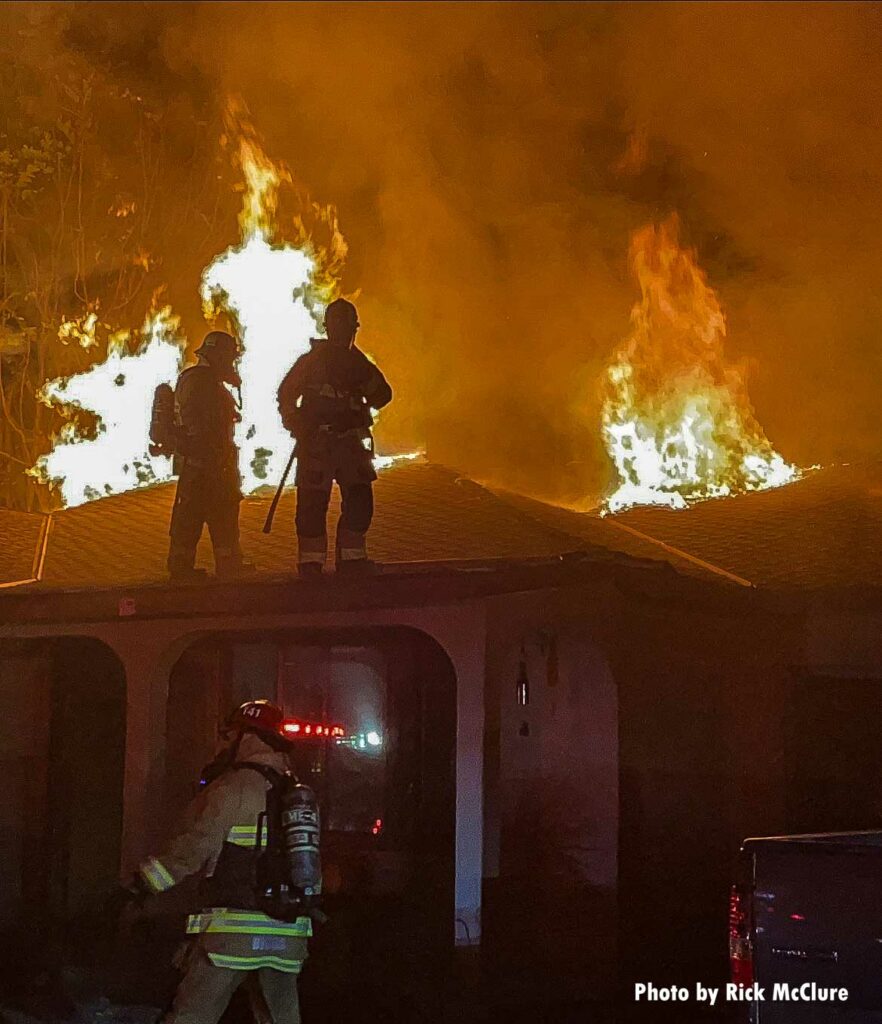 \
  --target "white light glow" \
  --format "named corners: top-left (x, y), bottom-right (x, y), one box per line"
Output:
top-left (32, 308), bottom-right (184, 506)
